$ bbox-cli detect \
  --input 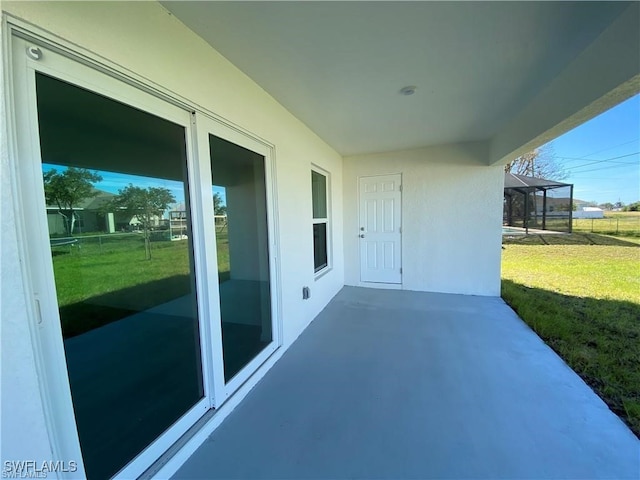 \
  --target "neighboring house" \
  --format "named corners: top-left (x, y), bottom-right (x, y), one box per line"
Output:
top-left (46, 188), bottom-right (166, 236)
top-left (1, 2), bottom-right (638, 479)
top-left (574, 206), bottom-right (606, 219)
top-left (534, 196), bottom-right (578, 214)
top-left (574, 200), bottom-right (594, 210)
top-left (46, 189), bottom-right (115, 236)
